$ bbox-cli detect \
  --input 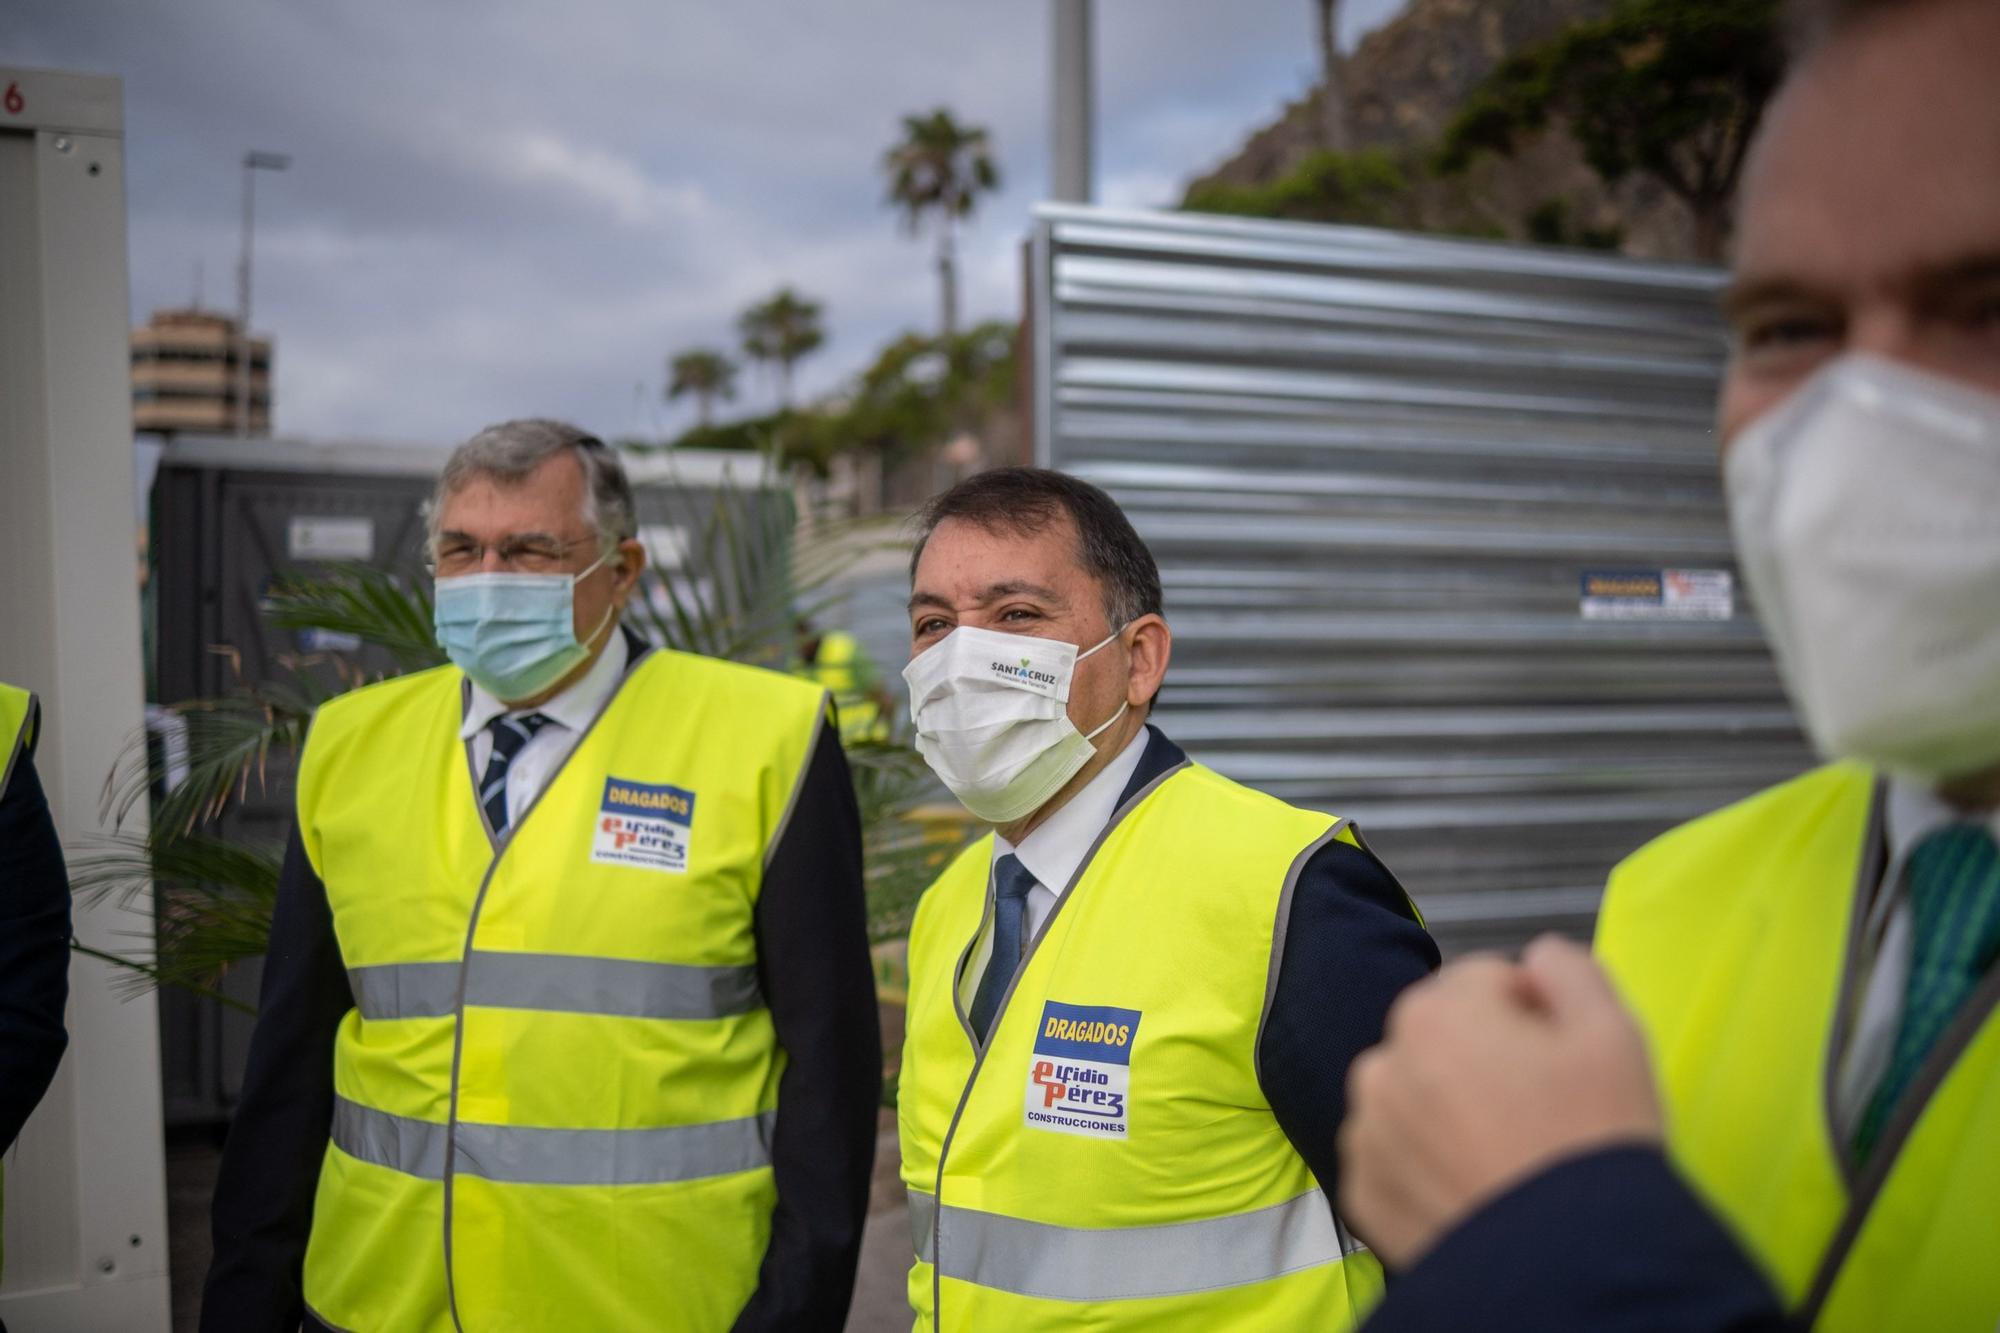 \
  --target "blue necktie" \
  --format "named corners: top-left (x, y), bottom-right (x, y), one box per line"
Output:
top-left (1854, 822), bottom-right (2000, 1159)
top-left (479, 712), bottom-right (553, 836)
top-left (968, 854), bottom-right (1038, 1044)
